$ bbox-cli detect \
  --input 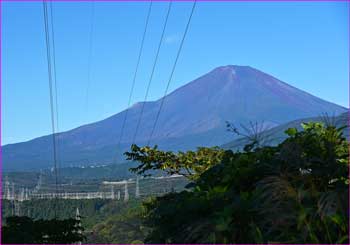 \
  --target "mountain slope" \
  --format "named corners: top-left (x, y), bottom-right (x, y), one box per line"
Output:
top-left (3, 65), bottom-right (347, 171)
top-left (222, 111), bottom-right (349, 151)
